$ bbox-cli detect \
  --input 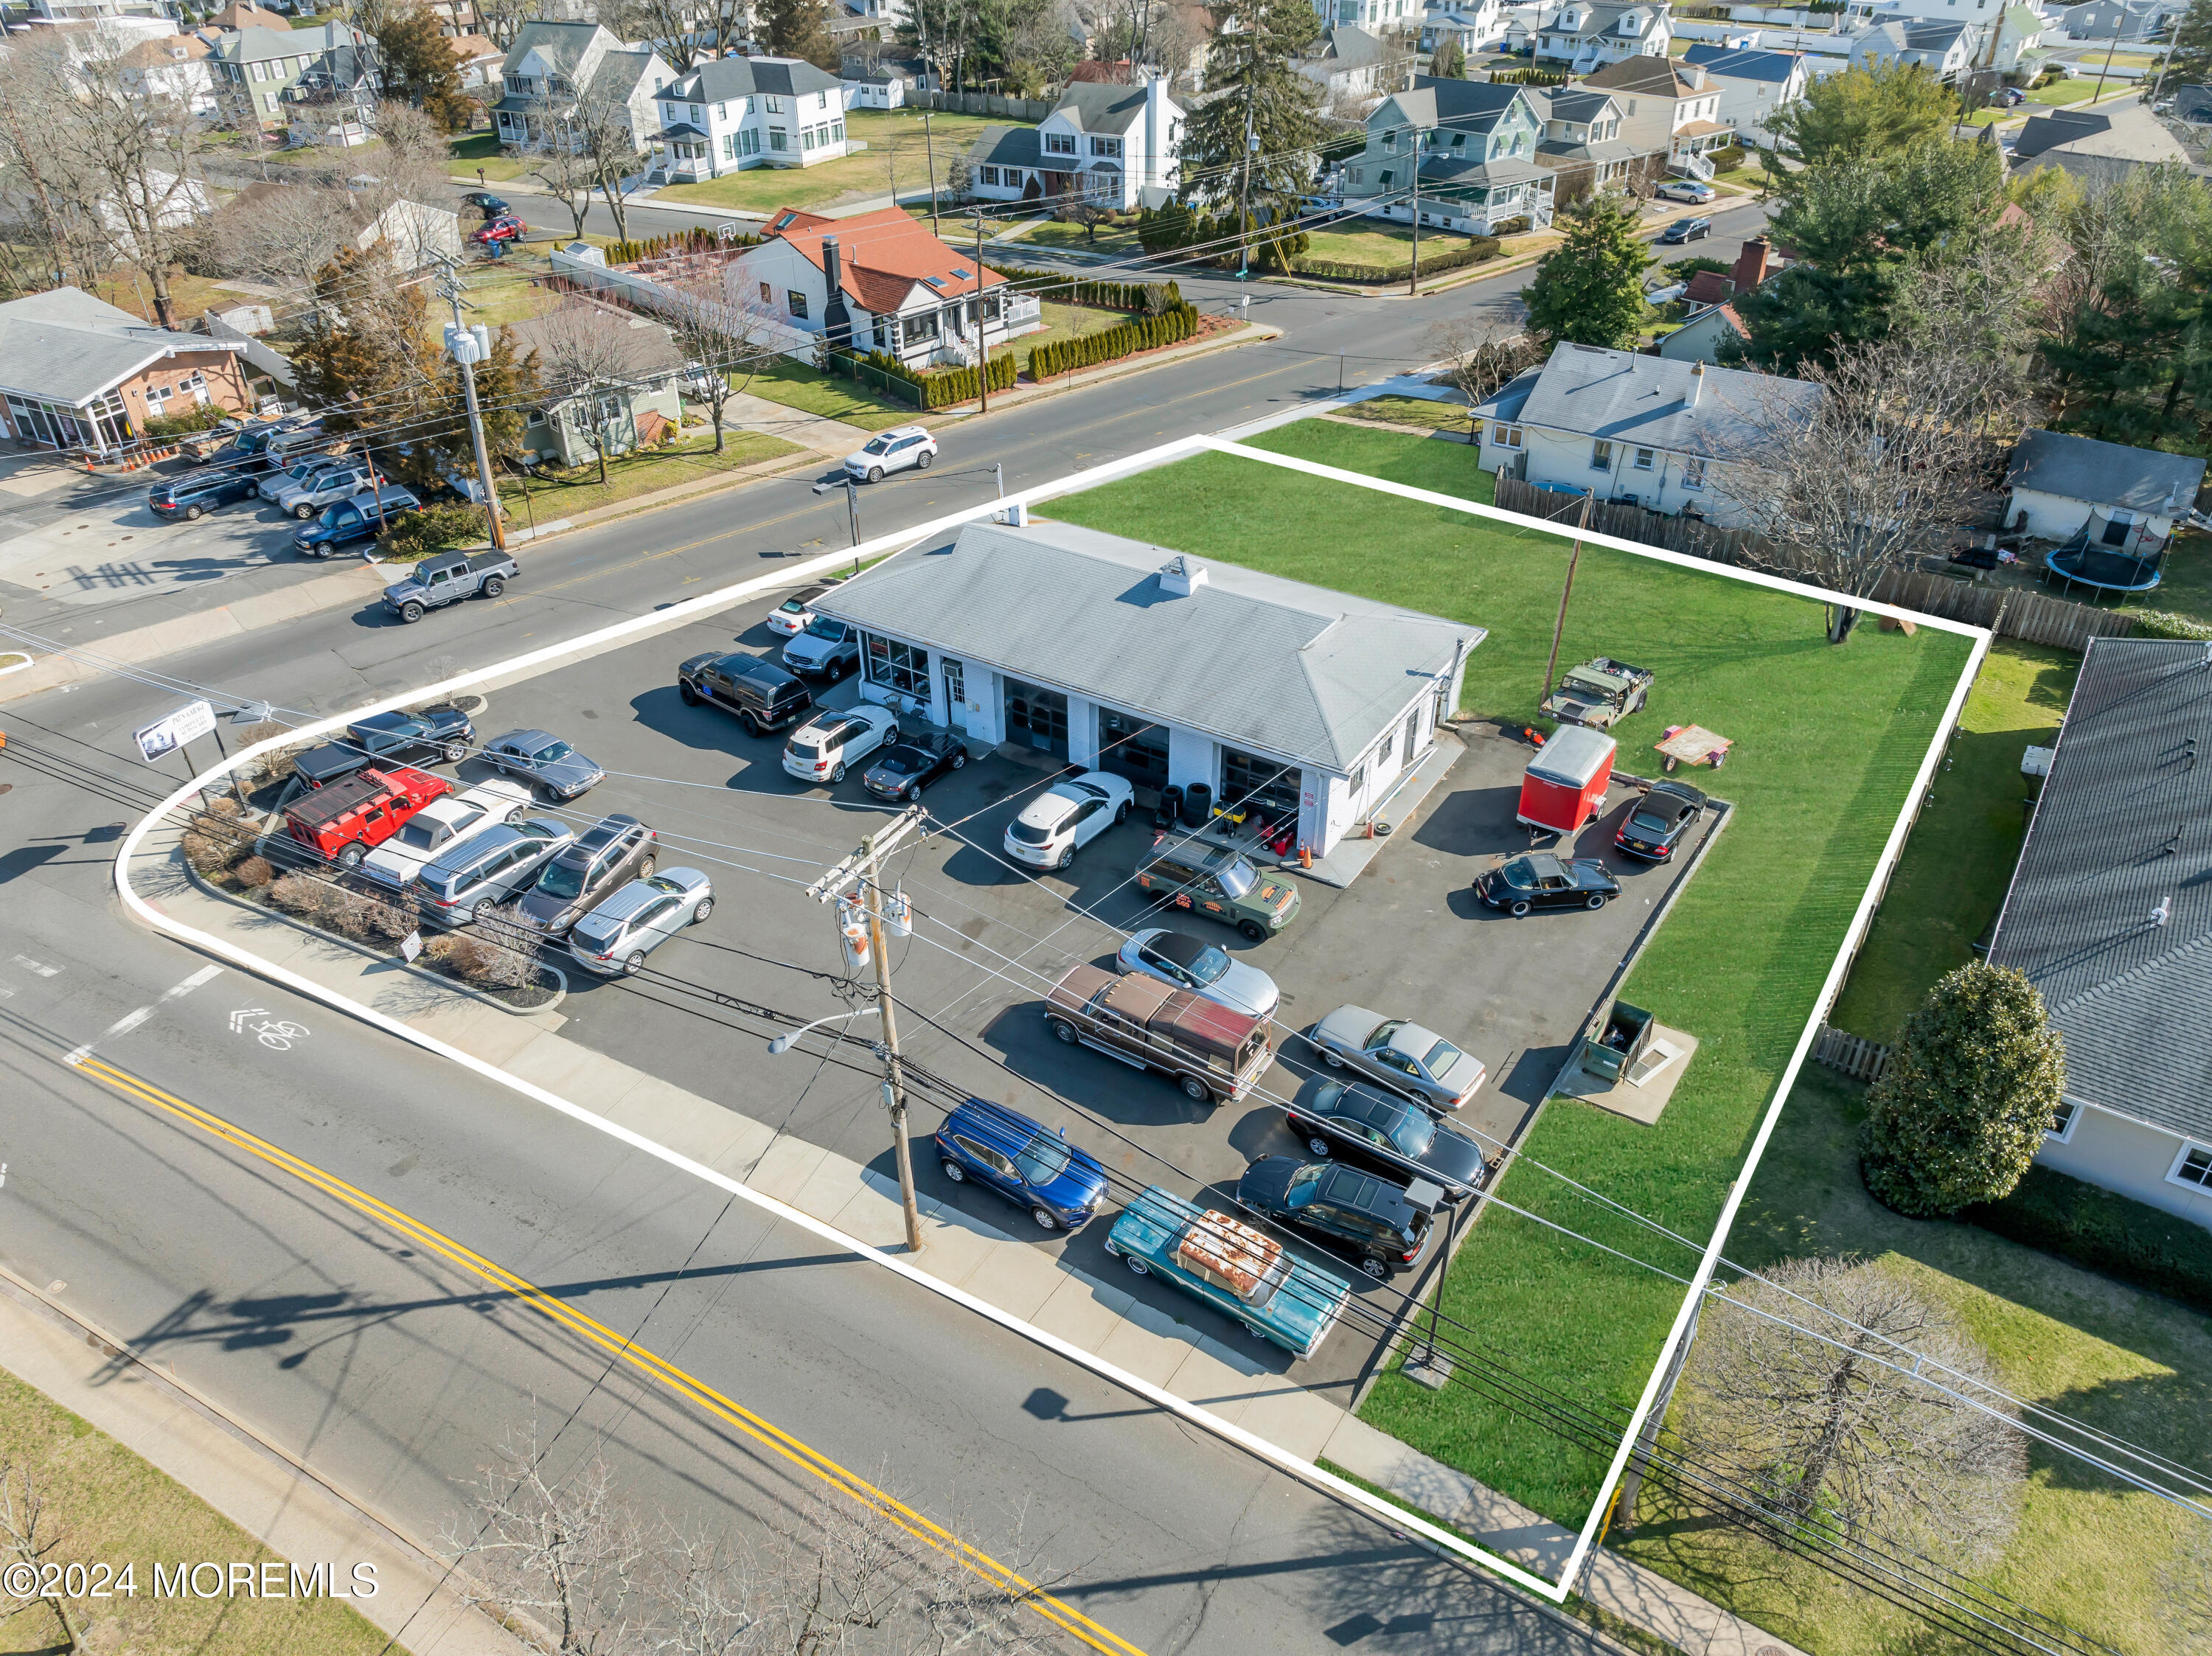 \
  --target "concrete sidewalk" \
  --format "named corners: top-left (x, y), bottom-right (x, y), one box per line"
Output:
top-left (0, 1264), bottom-right (529, 1656)
top-left (133, 821), bottom-right (1806, 1656)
